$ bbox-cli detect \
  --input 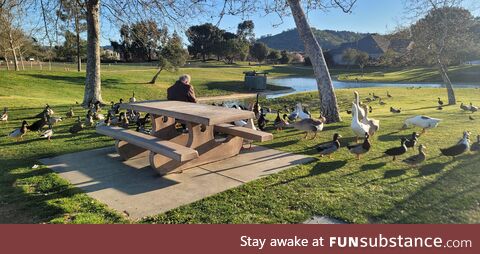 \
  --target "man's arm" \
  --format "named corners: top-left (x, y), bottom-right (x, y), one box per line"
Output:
top-left (187, 86), bottom-right (197, 103)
